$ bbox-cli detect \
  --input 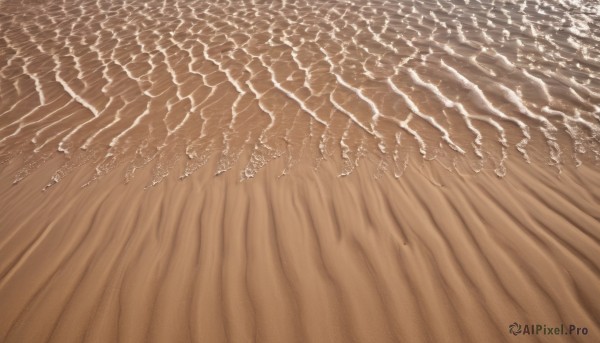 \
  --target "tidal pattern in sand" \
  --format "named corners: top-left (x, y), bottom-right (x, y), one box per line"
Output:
top-left (1, 0), bottom-right (599, 186)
